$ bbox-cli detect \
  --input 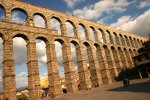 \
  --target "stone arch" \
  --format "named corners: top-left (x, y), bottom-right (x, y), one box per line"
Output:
top-left (11, 8), bottom-right (28, 24)
top-left (94, 43), bottom-right (108, 84)
top-left (11, 7), bottom-right (28, 16)
top-left (98, 28), bottom-right (106, 43)
top-left (35, 35), bottom-right (49, 44)
top-left (105, 30), bottom-right (111, 43)
top-left (113, 32), bottom-right (119, 45)
top-left (133, 38), bottom-right (138, 47)
top-left (33, 13), bottom-right (46, 28)
top-left (89, 26), bottom-right (96, 41)
top-left (129, 49), bottom-right (134, 61)
top-left (129, 36), bottom-right (134, 47)
top-left (111, 46), bottom-right (121, 73)
top-left (133, 49), bottom-right (138, 56)
top-left (123, 47), bottom-right (132, 67)
top-left (119, 34), bottom-right (125, 46)
top-left (0, 32), bottom-right (5, 40)
top-left (51, 16), bottom-right (62, 23)
top-left (78, 23), bottom-right (87, 40)
top-left (54, 38), bottom-right (66, 45)
top-left (11, 32), bottom-right (29, 42)
top-left (103, 45), bottom-right (116, 82)
top-left (50, 16), bottom-right (62, 35)
top-left (66, 20), bottom-right (75, 37)
top-left (118, 47), bottom-right (127, 68)
top-left (124, 35), bottom-right (130, 46)
top-left (83, 42), bottom-right (102, 87)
